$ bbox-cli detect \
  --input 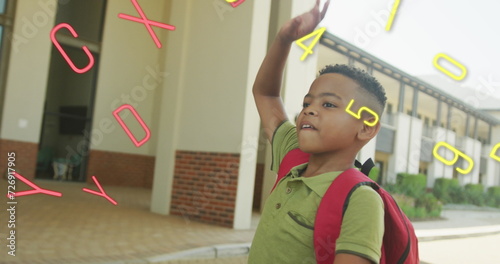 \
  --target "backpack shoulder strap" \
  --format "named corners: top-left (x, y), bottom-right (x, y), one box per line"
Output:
top-left (313, 168), bottom-right (376, 264)
top-left (271, 148), bottom-right (310, 192)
